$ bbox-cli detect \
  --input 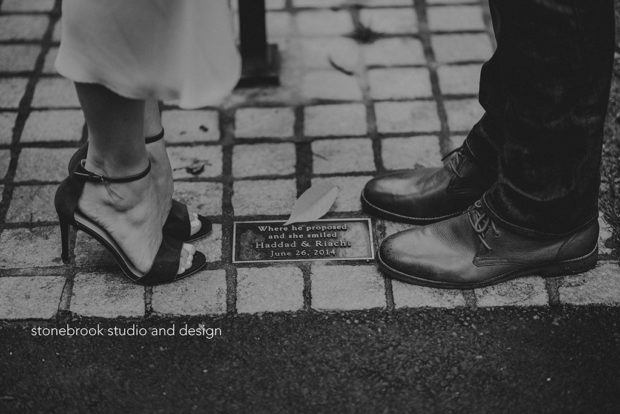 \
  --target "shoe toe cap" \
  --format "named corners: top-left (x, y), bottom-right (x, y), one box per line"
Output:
top-left (378, 226), bottom-right (466, 284)
top-left (362, 172), bottom-right (416, 211)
